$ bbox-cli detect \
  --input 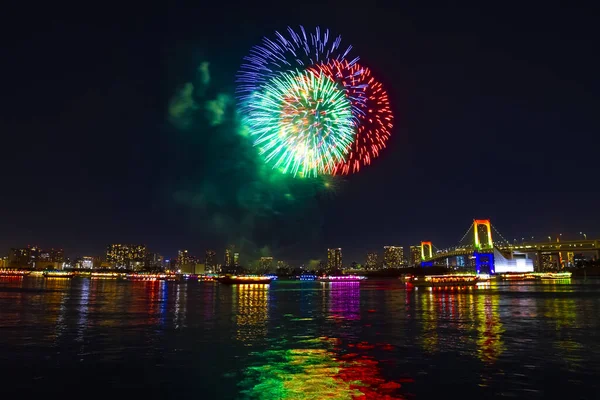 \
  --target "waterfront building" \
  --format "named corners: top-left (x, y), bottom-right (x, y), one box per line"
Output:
top-left (410, 245), bottom-right (421, 267)
top-left (365, 251), bottom-right (378, 270)
top-left (106, 244), bottom-right (146, 269)
top-left (259, 257), bottom-right (273, 273)
top-left (327, 248), bottom-right (342, 271)
top-left (383, 246), bottom-right (404, 268)
top-left (225, 248), bottom-right (233, 267)
top-left (205, 250), bottom-right (217, 271)
top-left (145, 253), bottom-right (163, 270)
top-left (234, 252), bottom-right (240, 266)
top-left (8, 246), bottom-right (41, 268)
